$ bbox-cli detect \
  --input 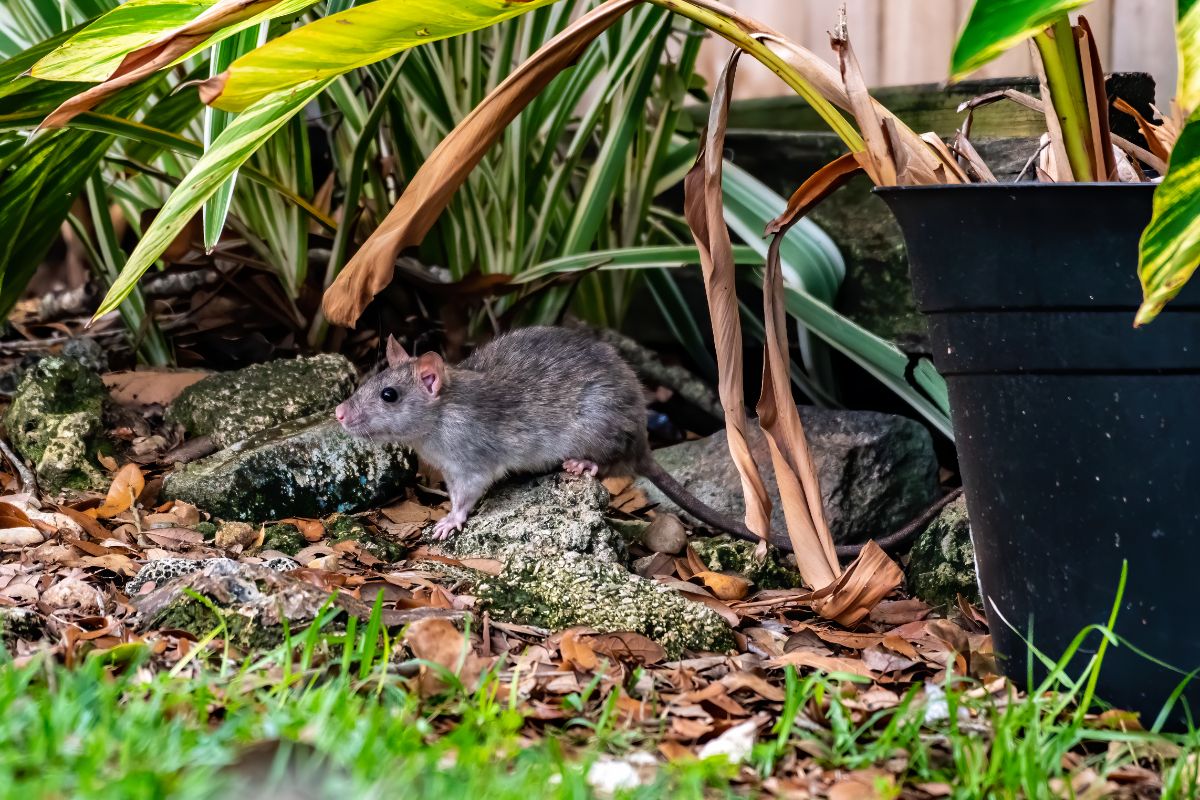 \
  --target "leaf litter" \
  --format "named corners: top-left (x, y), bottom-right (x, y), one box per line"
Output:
top-left (0, 442), bottom-right (1180, 797)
